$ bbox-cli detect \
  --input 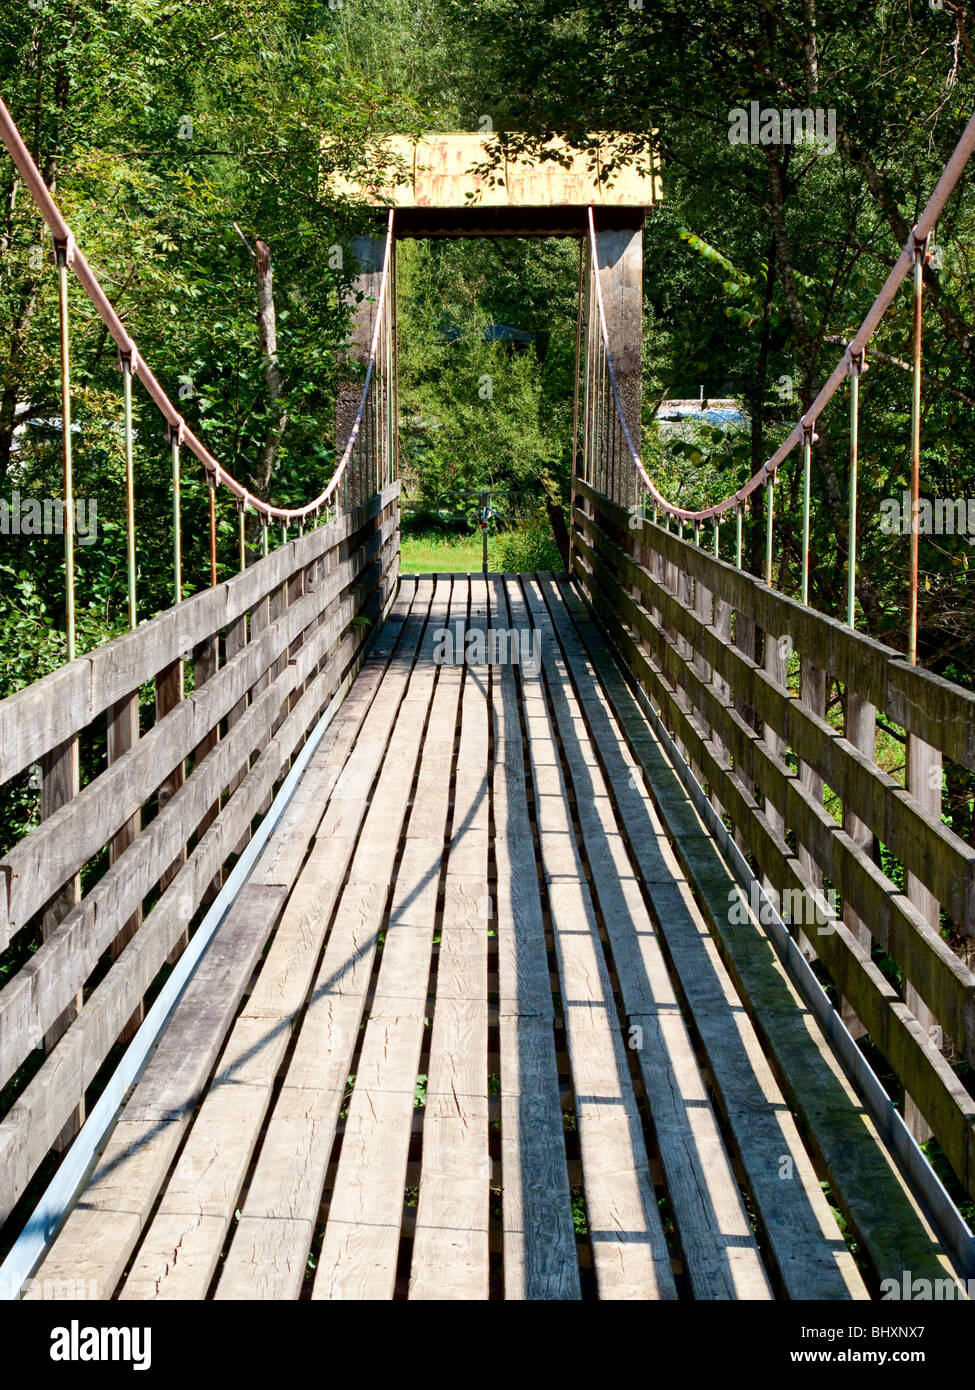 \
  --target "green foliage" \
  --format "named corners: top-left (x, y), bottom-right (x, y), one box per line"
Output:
top-left (492, 520), bottom-right (562, 573)
top-left (570, 1187), bottom-right (588, 1237)
top-left (400, 529), bottom-right (485, 573)
top-left (438, 0), bottom-right (975, 681)
top-left (0, 0), bottom-right (422, 659)
top-left (396, 236), bottom-right (576, 518)
top-left (4, 2), bottom-right (975, 832)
